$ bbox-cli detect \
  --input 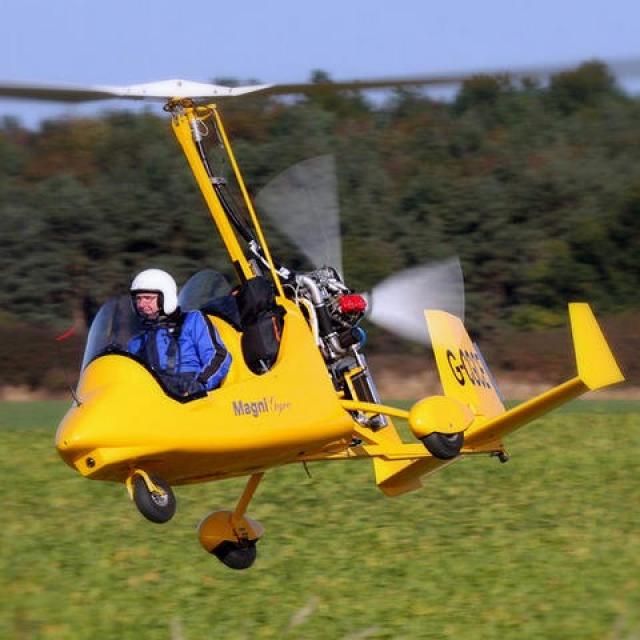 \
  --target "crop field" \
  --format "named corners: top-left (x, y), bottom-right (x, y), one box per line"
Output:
top-left (2, 399), bottom-right (640, 640)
